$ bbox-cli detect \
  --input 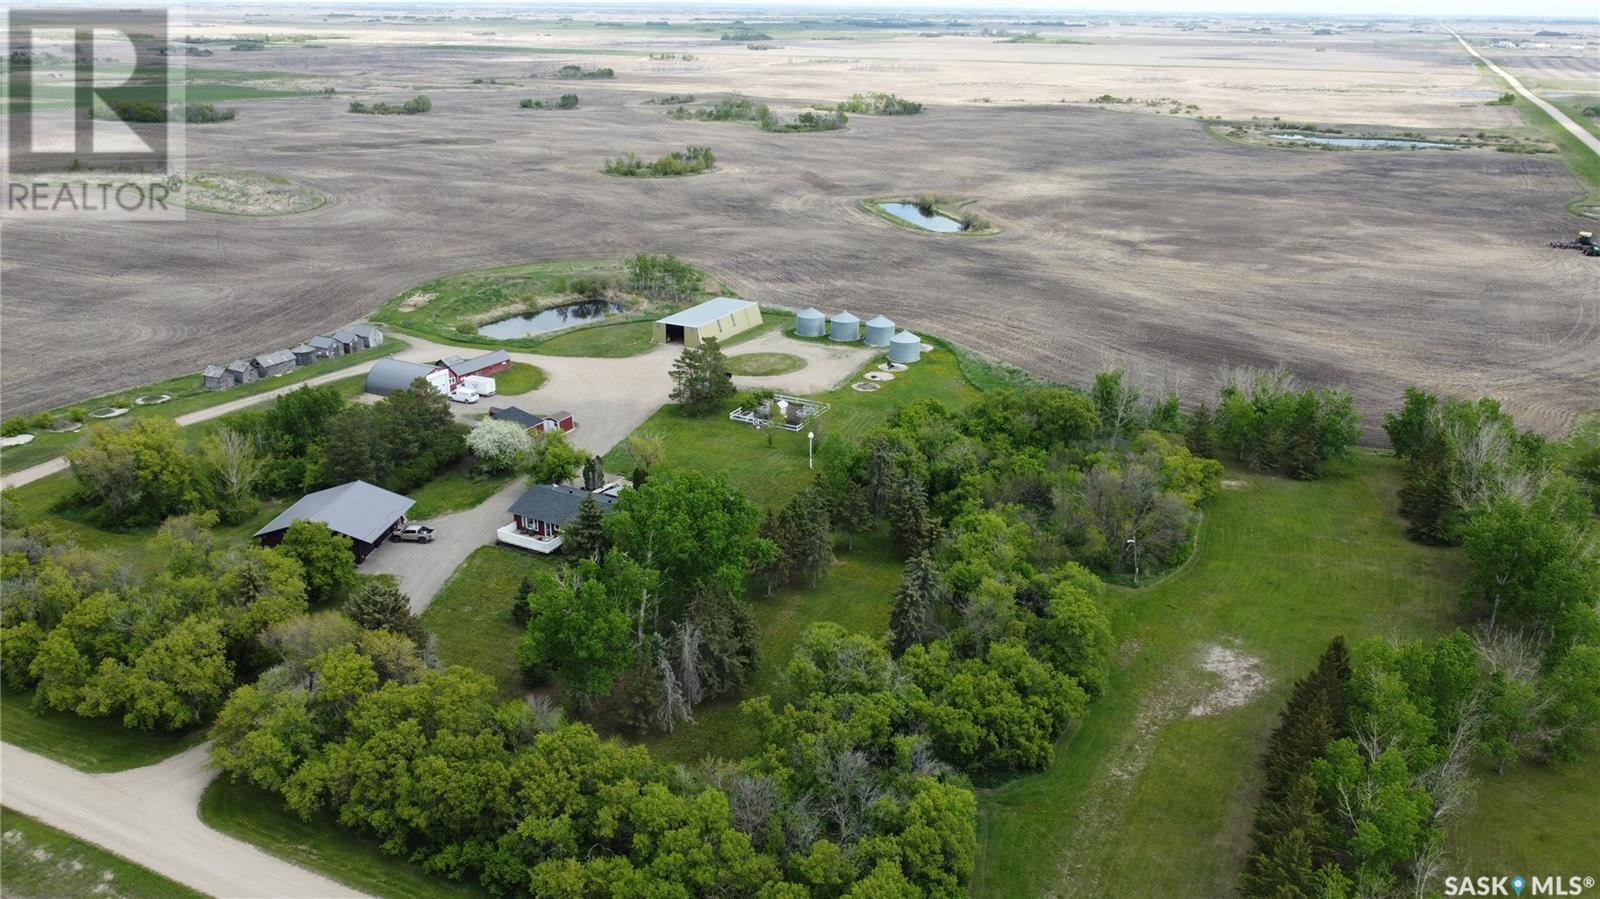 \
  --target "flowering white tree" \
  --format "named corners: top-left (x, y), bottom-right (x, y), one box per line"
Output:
top-left (466, 419), bottom-right (533, 473)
